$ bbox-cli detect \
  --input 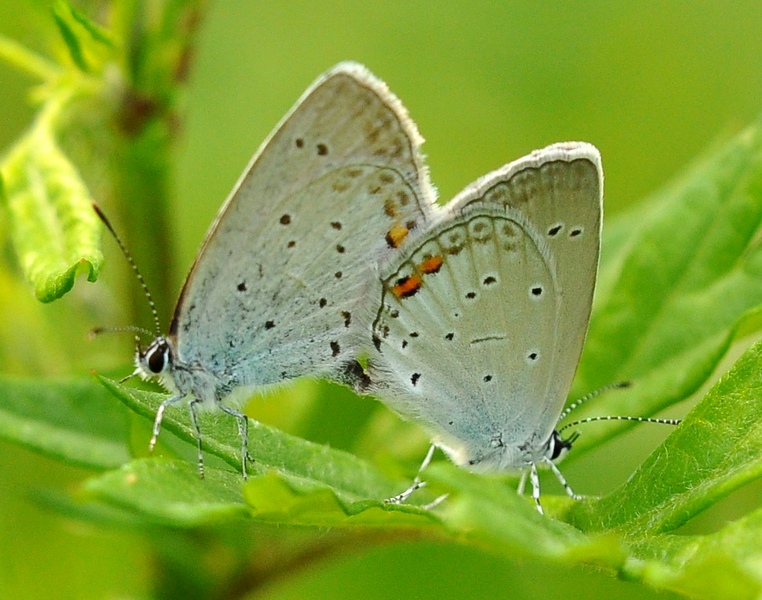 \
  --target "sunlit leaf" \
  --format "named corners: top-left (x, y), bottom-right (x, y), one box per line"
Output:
top-left (570, 337), bottom-right (762, 534)
top-left (1, 112), bottom-right (103, 302)
top-left (570, 116), bottom-right (762, 455)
